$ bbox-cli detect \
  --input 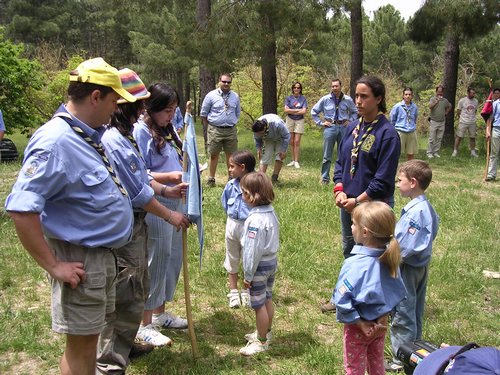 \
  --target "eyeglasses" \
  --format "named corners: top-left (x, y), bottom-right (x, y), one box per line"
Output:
top-left (293, 87), bottom-right (301, 89)
top-left (221, 80), bottom-right (232, 84)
